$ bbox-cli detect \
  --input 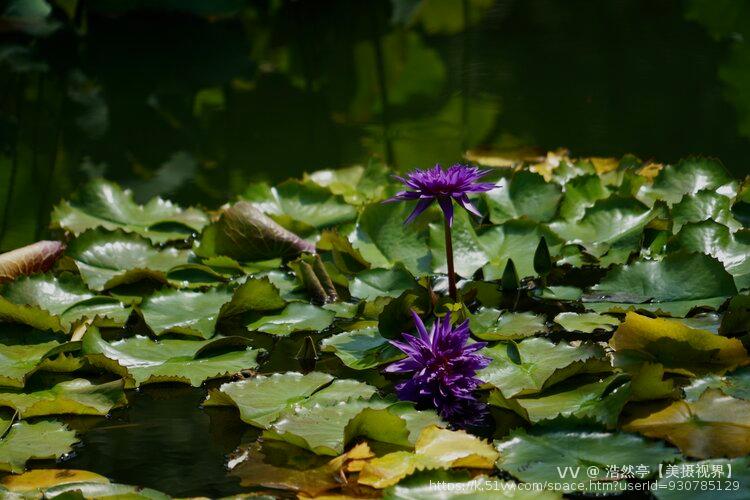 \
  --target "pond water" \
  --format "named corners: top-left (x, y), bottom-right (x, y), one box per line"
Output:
top-left (2, 0), bottom-right (750, 495)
